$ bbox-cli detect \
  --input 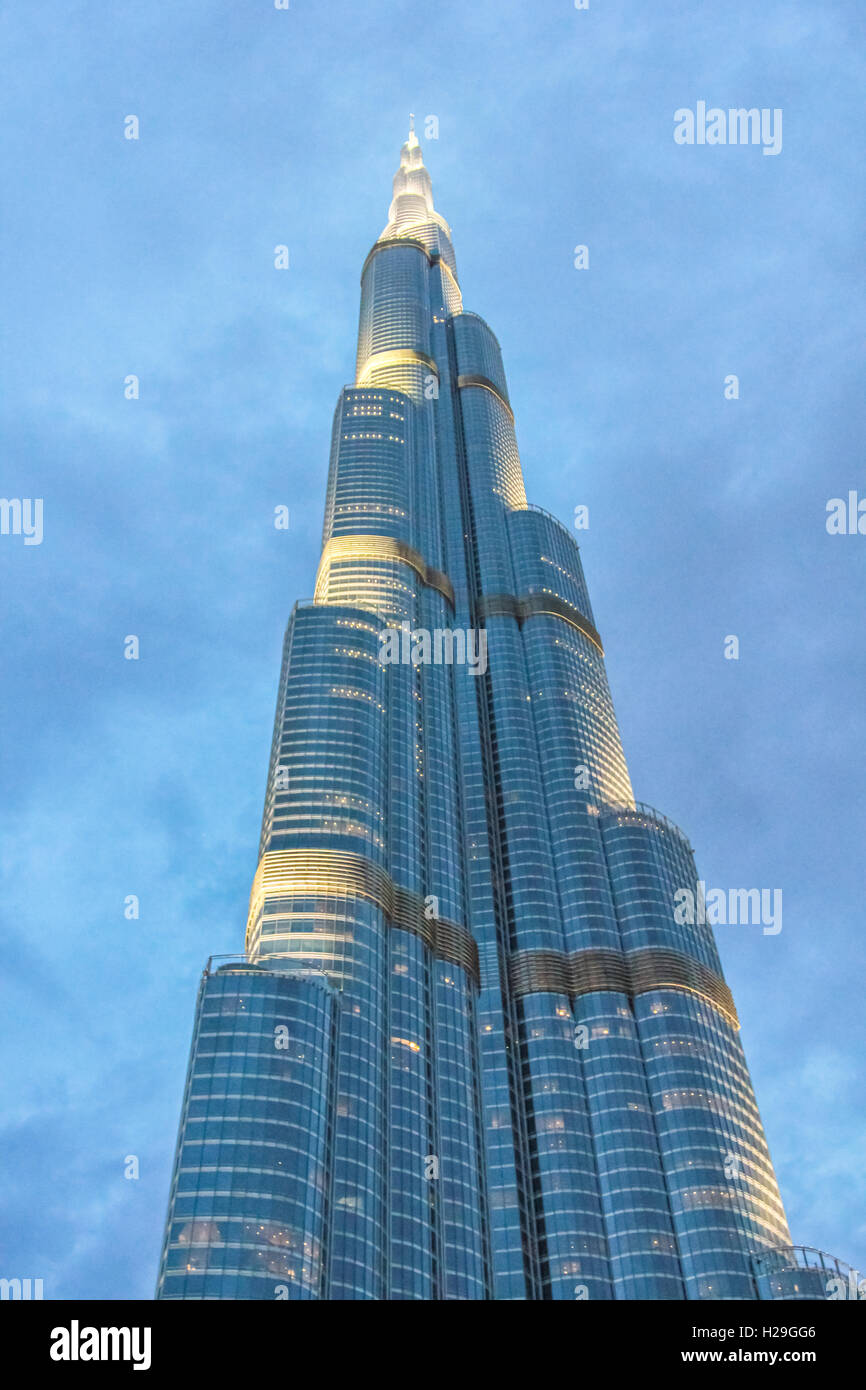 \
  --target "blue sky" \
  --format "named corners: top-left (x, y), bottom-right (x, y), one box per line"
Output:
top-left (1, 1), bottom-right (864, 1297)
